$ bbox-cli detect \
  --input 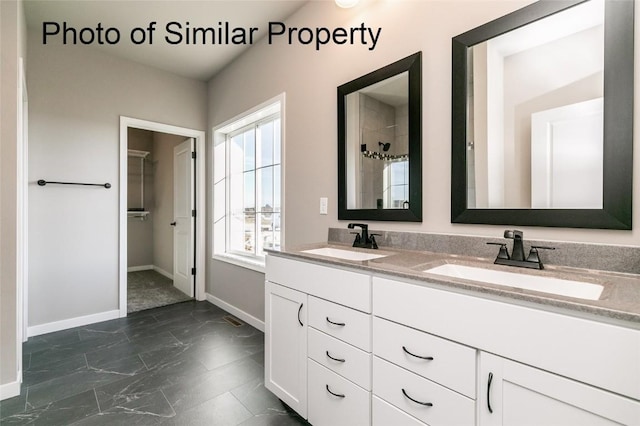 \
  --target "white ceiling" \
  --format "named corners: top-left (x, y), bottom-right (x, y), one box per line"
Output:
top-left (24, 0), bottom-right (309, 81)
